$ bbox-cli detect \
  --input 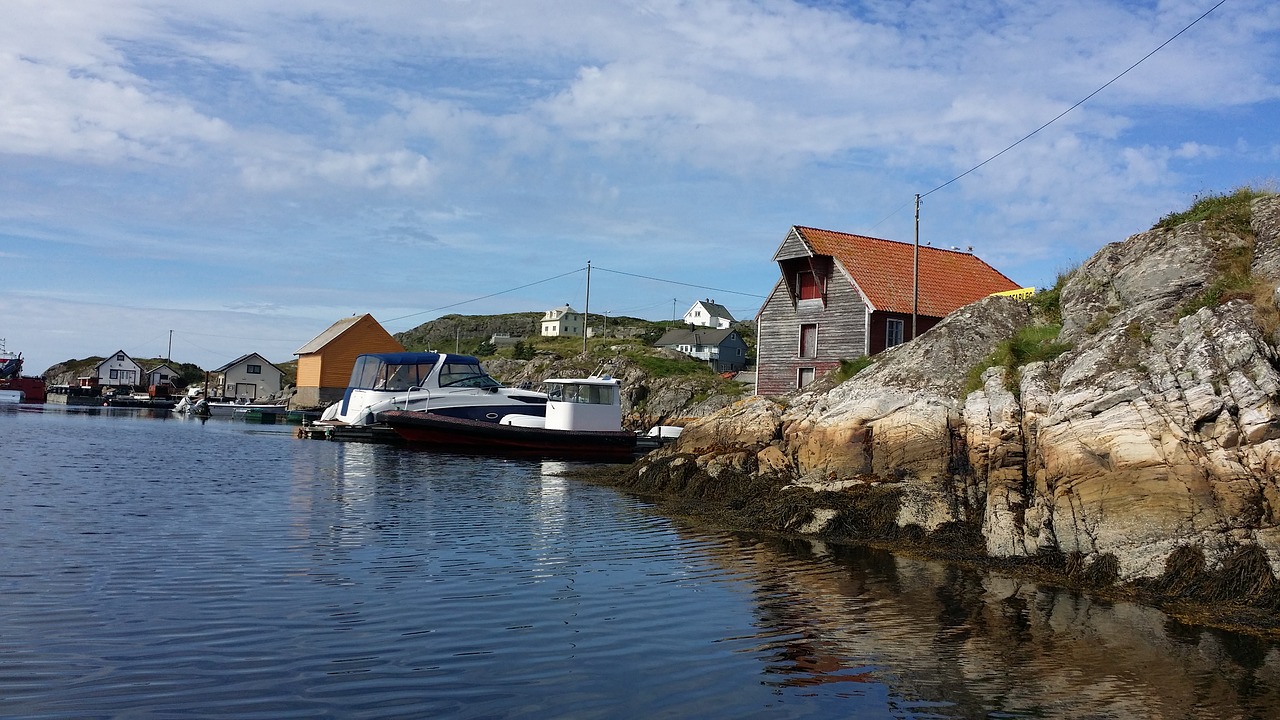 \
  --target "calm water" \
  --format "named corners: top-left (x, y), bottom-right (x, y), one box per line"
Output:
top-left (2, 407), bottom-right (1279, 719)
